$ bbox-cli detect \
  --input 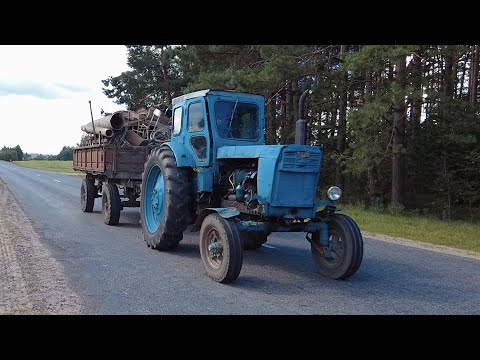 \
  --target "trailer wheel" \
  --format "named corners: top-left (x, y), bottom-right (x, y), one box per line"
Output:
top-left (140, 146), bottom-right (191, 251)
top-left (102, 183), bottom-right (121, 225)
top-left (199, 214), bottom-right (243, 284)
top-left (81, 178), bottom-right (95, 213)
top-left (311, 214), bottom-right (363, 280)
top-left (241, 233), bottom-right (267, 250)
